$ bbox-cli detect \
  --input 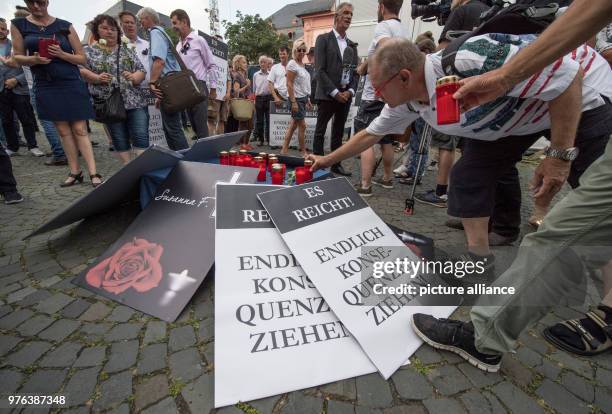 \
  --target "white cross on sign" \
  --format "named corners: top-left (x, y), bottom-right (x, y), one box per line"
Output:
top-left (210, 171), bottom-right (242, 218)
